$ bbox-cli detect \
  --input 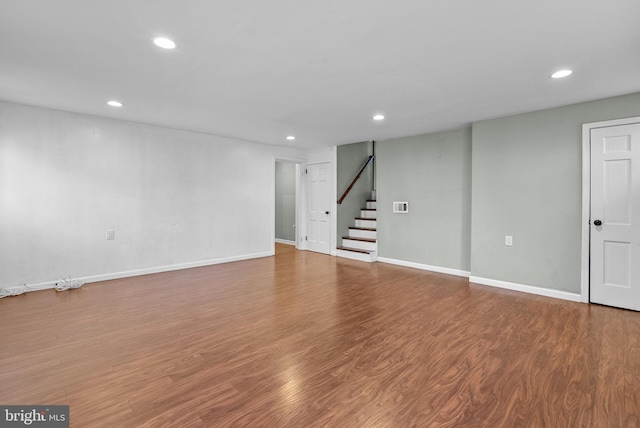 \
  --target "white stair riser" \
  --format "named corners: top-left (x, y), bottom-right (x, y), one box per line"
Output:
top-left (366, 201), bottom-right (377, 209)
top-left (342, 239), bottom-right (377, 251)
top-left (349, 229), bottom-right (377, 239)
top-left (360, 210), bottom-right (376, 219)
top-left (355, 219), bottom-right (376, 228)
top-left (336, 249), bottom-right (377, 263)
